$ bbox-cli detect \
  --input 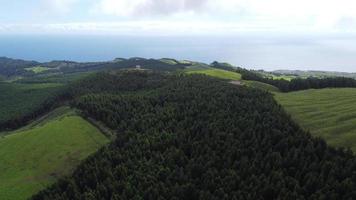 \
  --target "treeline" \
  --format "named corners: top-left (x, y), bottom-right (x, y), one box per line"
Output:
top-left (211, 61), bottom-right (356, 92)
top-left (0, 94), bottom-right (64, 130)
top-left (0, 87), bottom-right (69, 131)
top-left (32, 72), bottom-right (356, 199)
top-left (241, 74), bottom-right (356, 92)
top-left (0, 71), bottom-right (169, 132)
